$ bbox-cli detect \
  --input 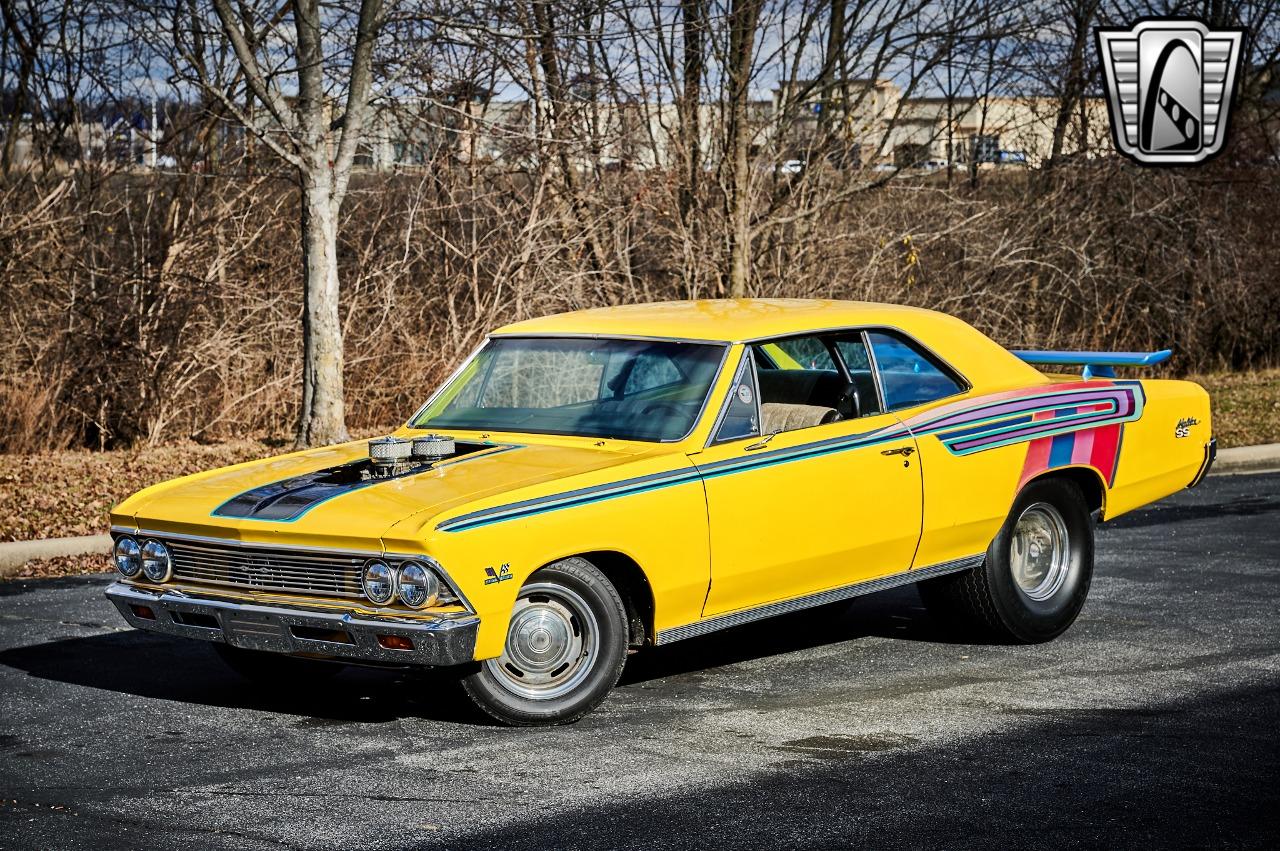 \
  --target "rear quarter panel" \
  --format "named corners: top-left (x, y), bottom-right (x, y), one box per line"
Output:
top-left (1106, 378), bottom-right (1213, 519)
